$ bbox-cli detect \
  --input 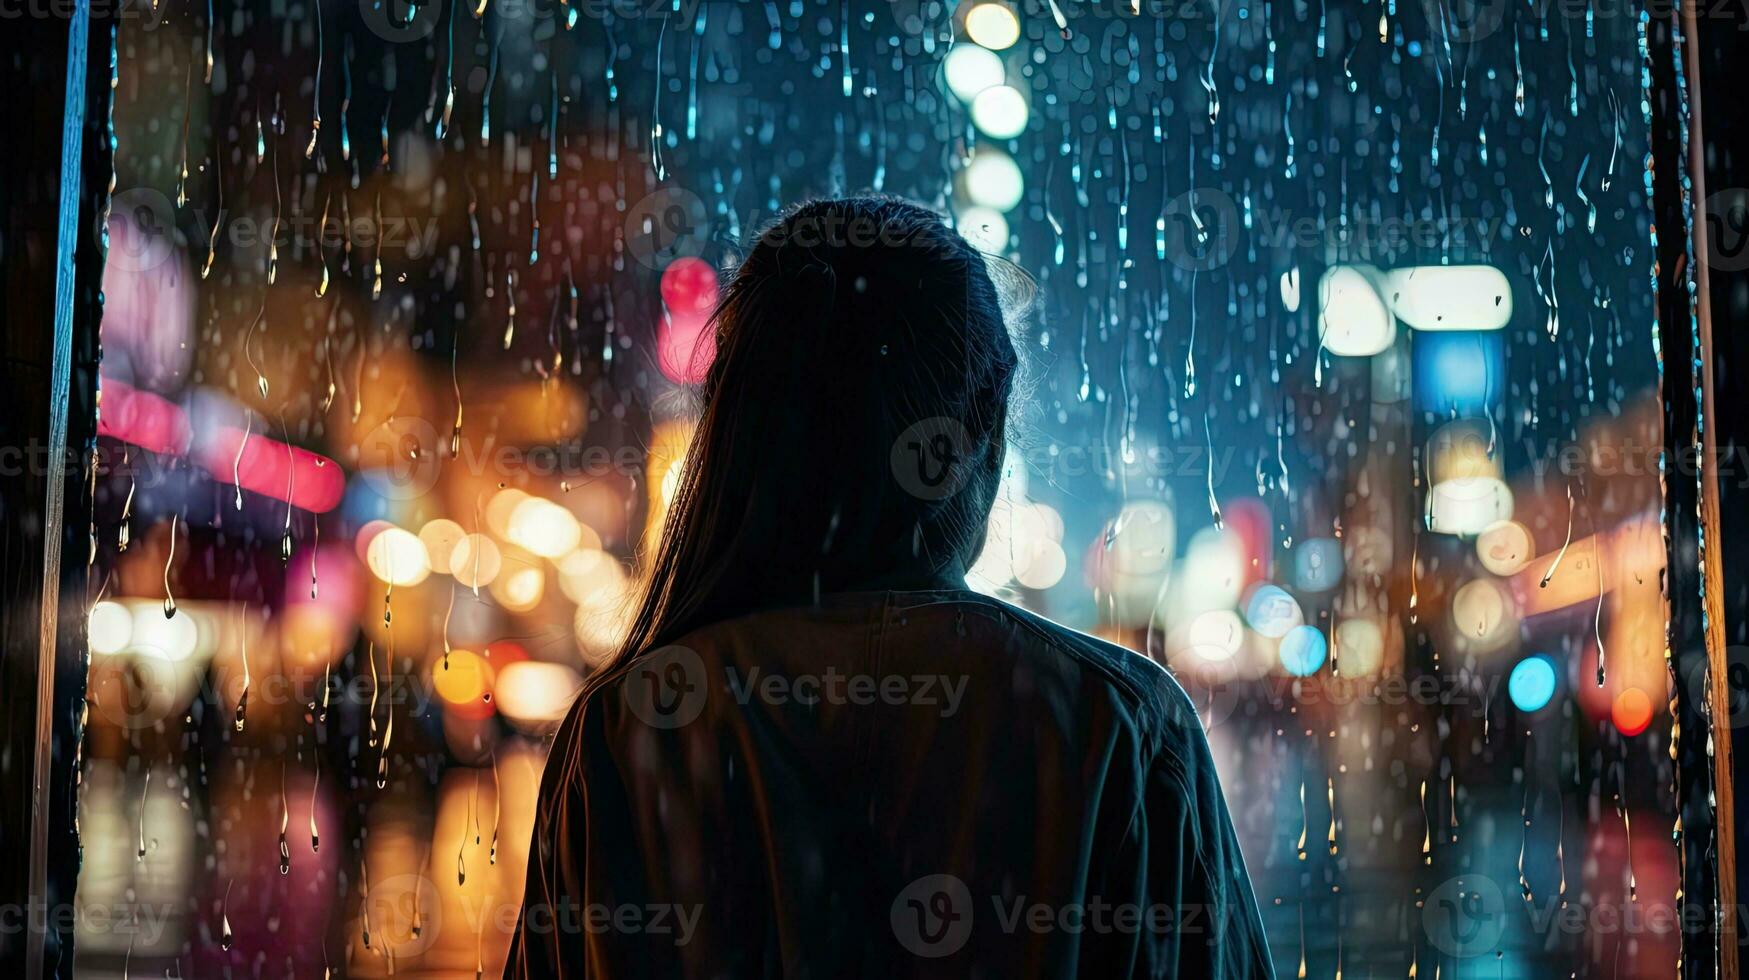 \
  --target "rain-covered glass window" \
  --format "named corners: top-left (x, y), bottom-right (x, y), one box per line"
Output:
top-left (80, 0), bottom-right (1677, 976)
